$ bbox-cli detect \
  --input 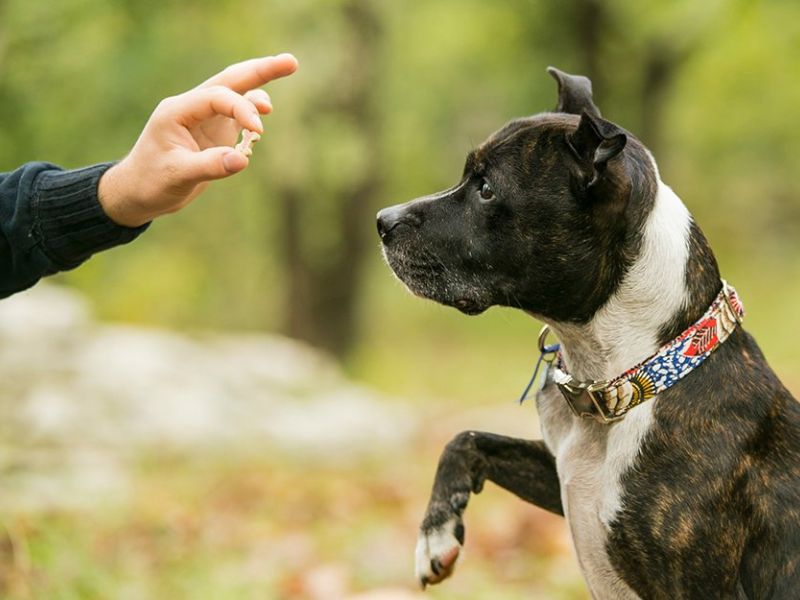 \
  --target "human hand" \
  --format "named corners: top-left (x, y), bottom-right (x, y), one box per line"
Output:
top-left (97, 53), bottom-right (298, 227)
